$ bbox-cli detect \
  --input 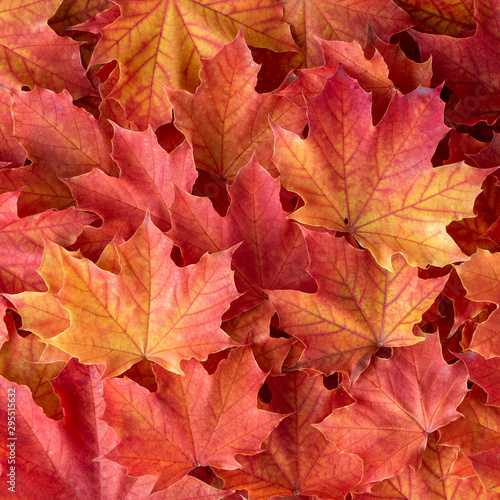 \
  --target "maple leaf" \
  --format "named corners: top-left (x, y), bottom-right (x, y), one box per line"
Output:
top-left (359, 431), bottom-right (497, 499)
top-left (440, 385), bottom-right (500, 456)
top-left (148, 475), bottom-right (231, 499)
top-left (0, 314), bottom-right (65, 419)
top-left (364, 27), bottom-right (433, 95)
top-left (48, 0), bottom-right (113, 35)
top-left (0, 360), bottom-right (155, 498)
top-left (5, 290), bottom-right (71, 340)
top-left (166, 32), bottom-right (307, 182)
top-left (0, 88), bottom-right (25, 168)
top-left (169, 156), bottom-right (316, 313)
top-left (315, 333), bottom-right (468, 486)
top-left (455, 249), bottom-right (500, 358)
top-left (447, 173), bottom-right (500, 255)
top-left (279, 39), bottom-right (396, 125)
top-left (456, 351), bottom-right (500, 407)
top-left (5, 87), bottom-right (117, 215)
top-left (40, 216), bottom-right (239, 378)
top-left (393, 0), bottom-right (475, 36)
top-left (411, 0), bottom-right (500, 125)
top-left (64, 124), bottom-right (197, 256)
top-left (267, 229), bottom-right (446, 380)
top-left (215, 370), bottom-right (362, 499)
top-left (222, 301), bottom-right (294, 376)
top-left (11, 87), bottom-right (116, 178)
top-left (90, 1), bottom-right (297, 128)
top-left (271, 68), bottom-right (493, 270)
top-left (282, 0), bottom-right (415, 68)
top-left (1, 0), bottom-right (499, 496)
top-left (0, 190), bottom-right (94, 294)
top-left (0, 0), bottom-right (94, 99)
top-left (467, 446), bottom-right (500, 494)
top-left (102, 347), bottom-right (285, 492)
